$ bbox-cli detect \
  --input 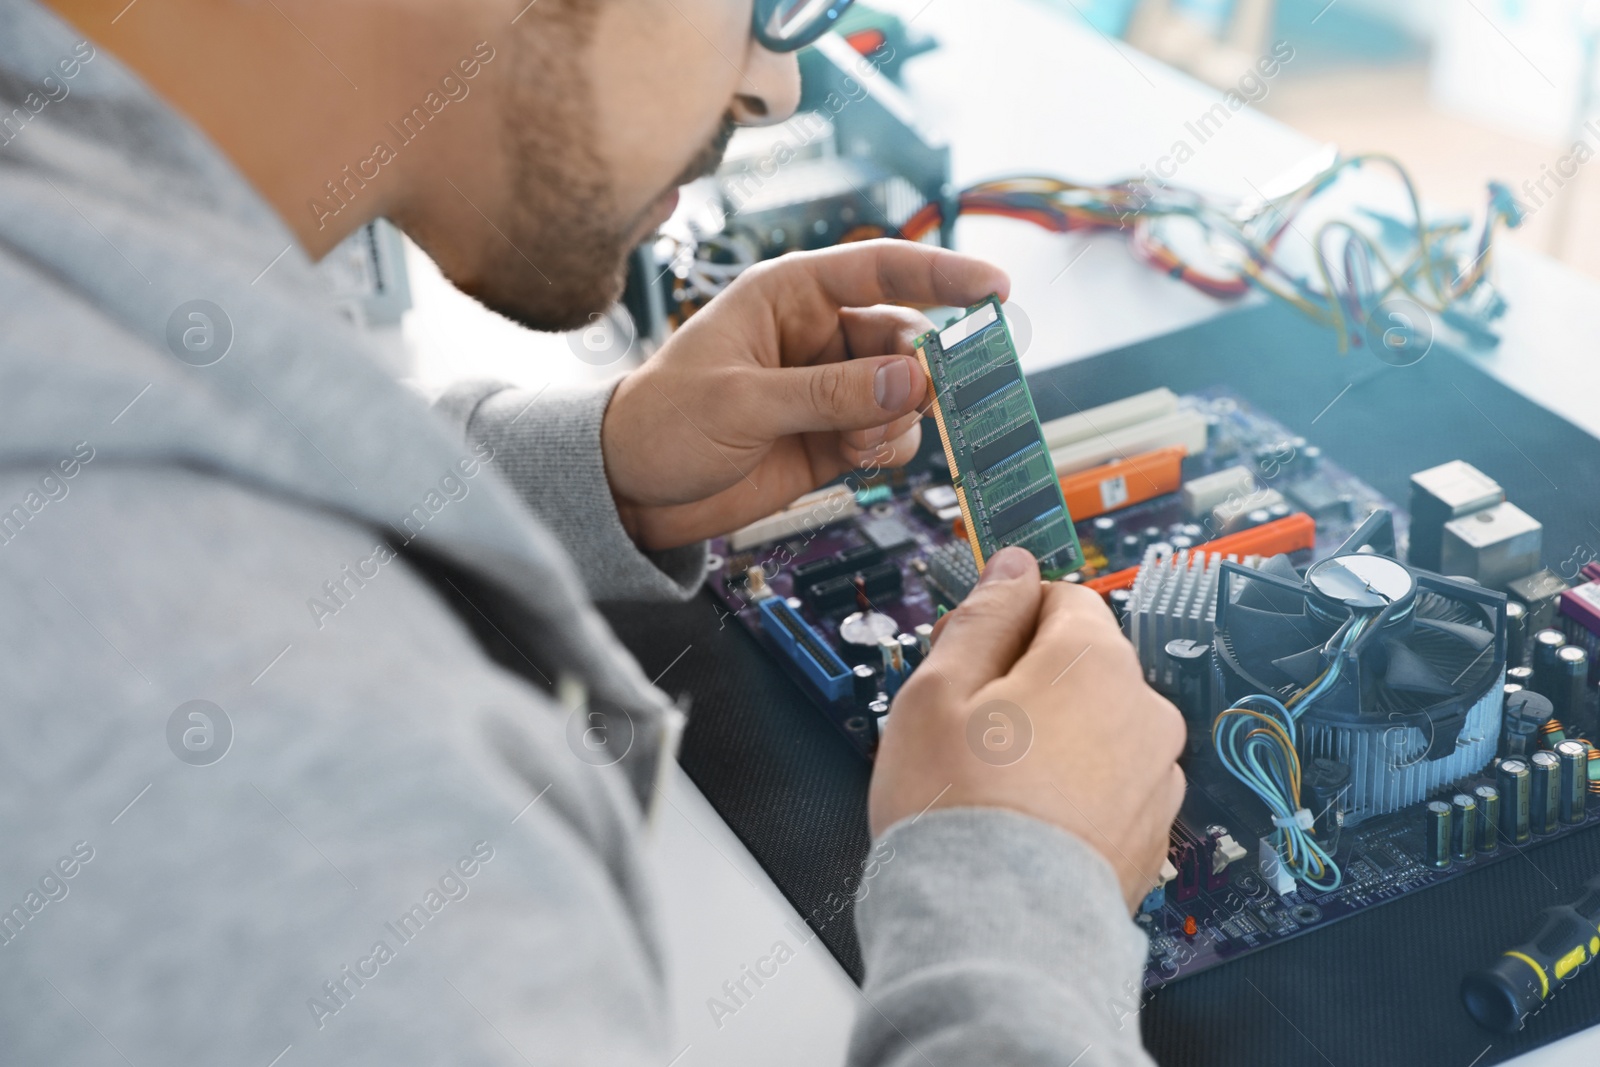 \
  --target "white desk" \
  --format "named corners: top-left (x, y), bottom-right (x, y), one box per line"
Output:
top-left (403, 1), bottom-right (1600, 1061)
